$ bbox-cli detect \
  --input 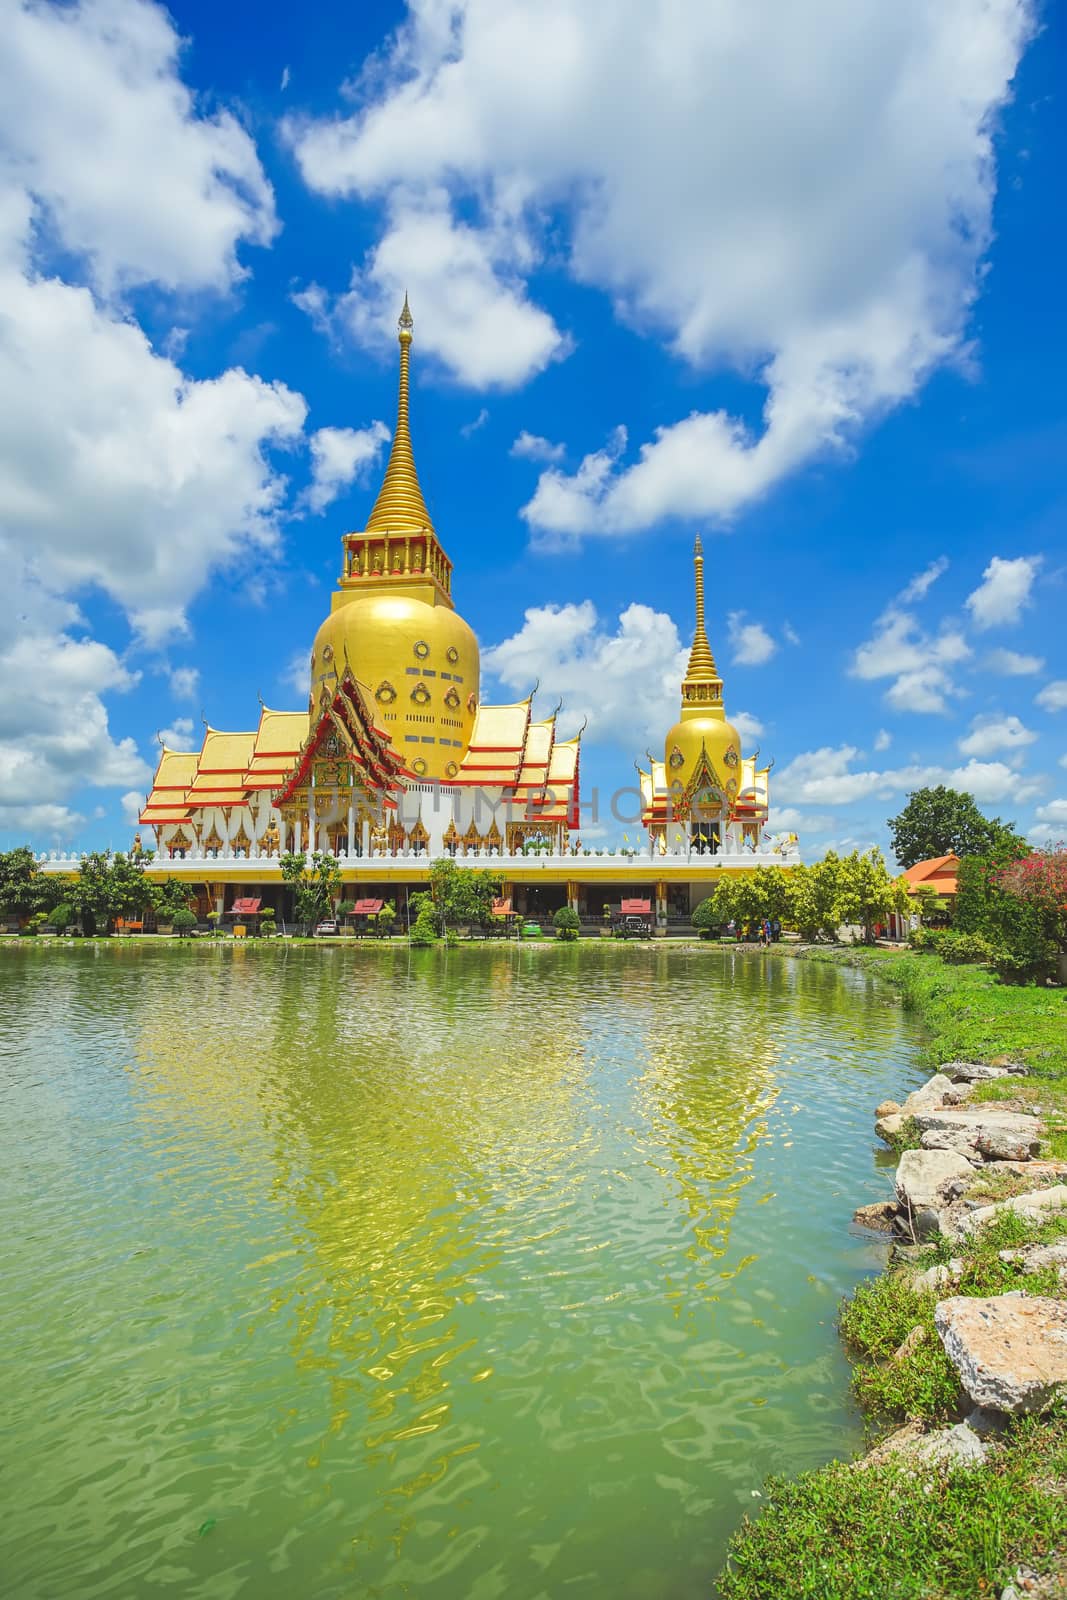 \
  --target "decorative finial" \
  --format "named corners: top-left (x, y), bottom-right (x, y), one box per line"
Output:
top-left (529, 678), bottom-right (540, 700)
top-left (398, 292), bottom-right (413, 335)
top-left (201, 707), bottom-right (209, 728)
top-left (551, 695), bottom-right (563, 719)
top-left (257, 690), bottom-right (266, 710)
top-left (577, 714), bottom-right (588, 737)
top-left (365, 293), bottom-right (432, 532)
top-left (694, 534), bottom-right (704, 556)
top-left (155, 729), bottom-right (164, 747)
